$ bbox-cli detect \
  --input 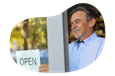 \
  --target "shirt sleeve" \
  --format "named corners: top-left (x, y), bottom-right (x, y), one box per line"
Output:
top-left (40, 50), bottom-right (48, 64)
